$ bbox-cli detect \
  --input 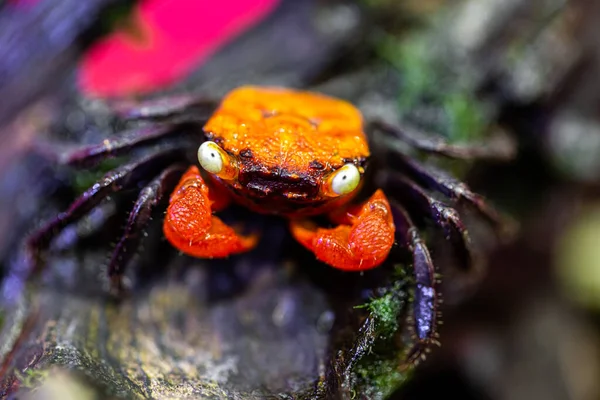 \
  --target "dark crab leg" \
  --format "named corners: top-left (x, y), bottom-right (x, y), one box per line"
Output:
top-left (33, 122), bottom-right (200, 168)
top-left (370, 120), bottom-right (516, 161)
top-left (108, 163), bottom-right (187, 293)
top-left (390, 153), bottom-right (515, 236)
top-left (109, 95), bottom-right (219, 121)
top-left (382, 172), bottom-right (474, 274)
top-left (26, 147), bottom-right (186, 273)
top-left (391, 202), bottom-right (440, 366)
